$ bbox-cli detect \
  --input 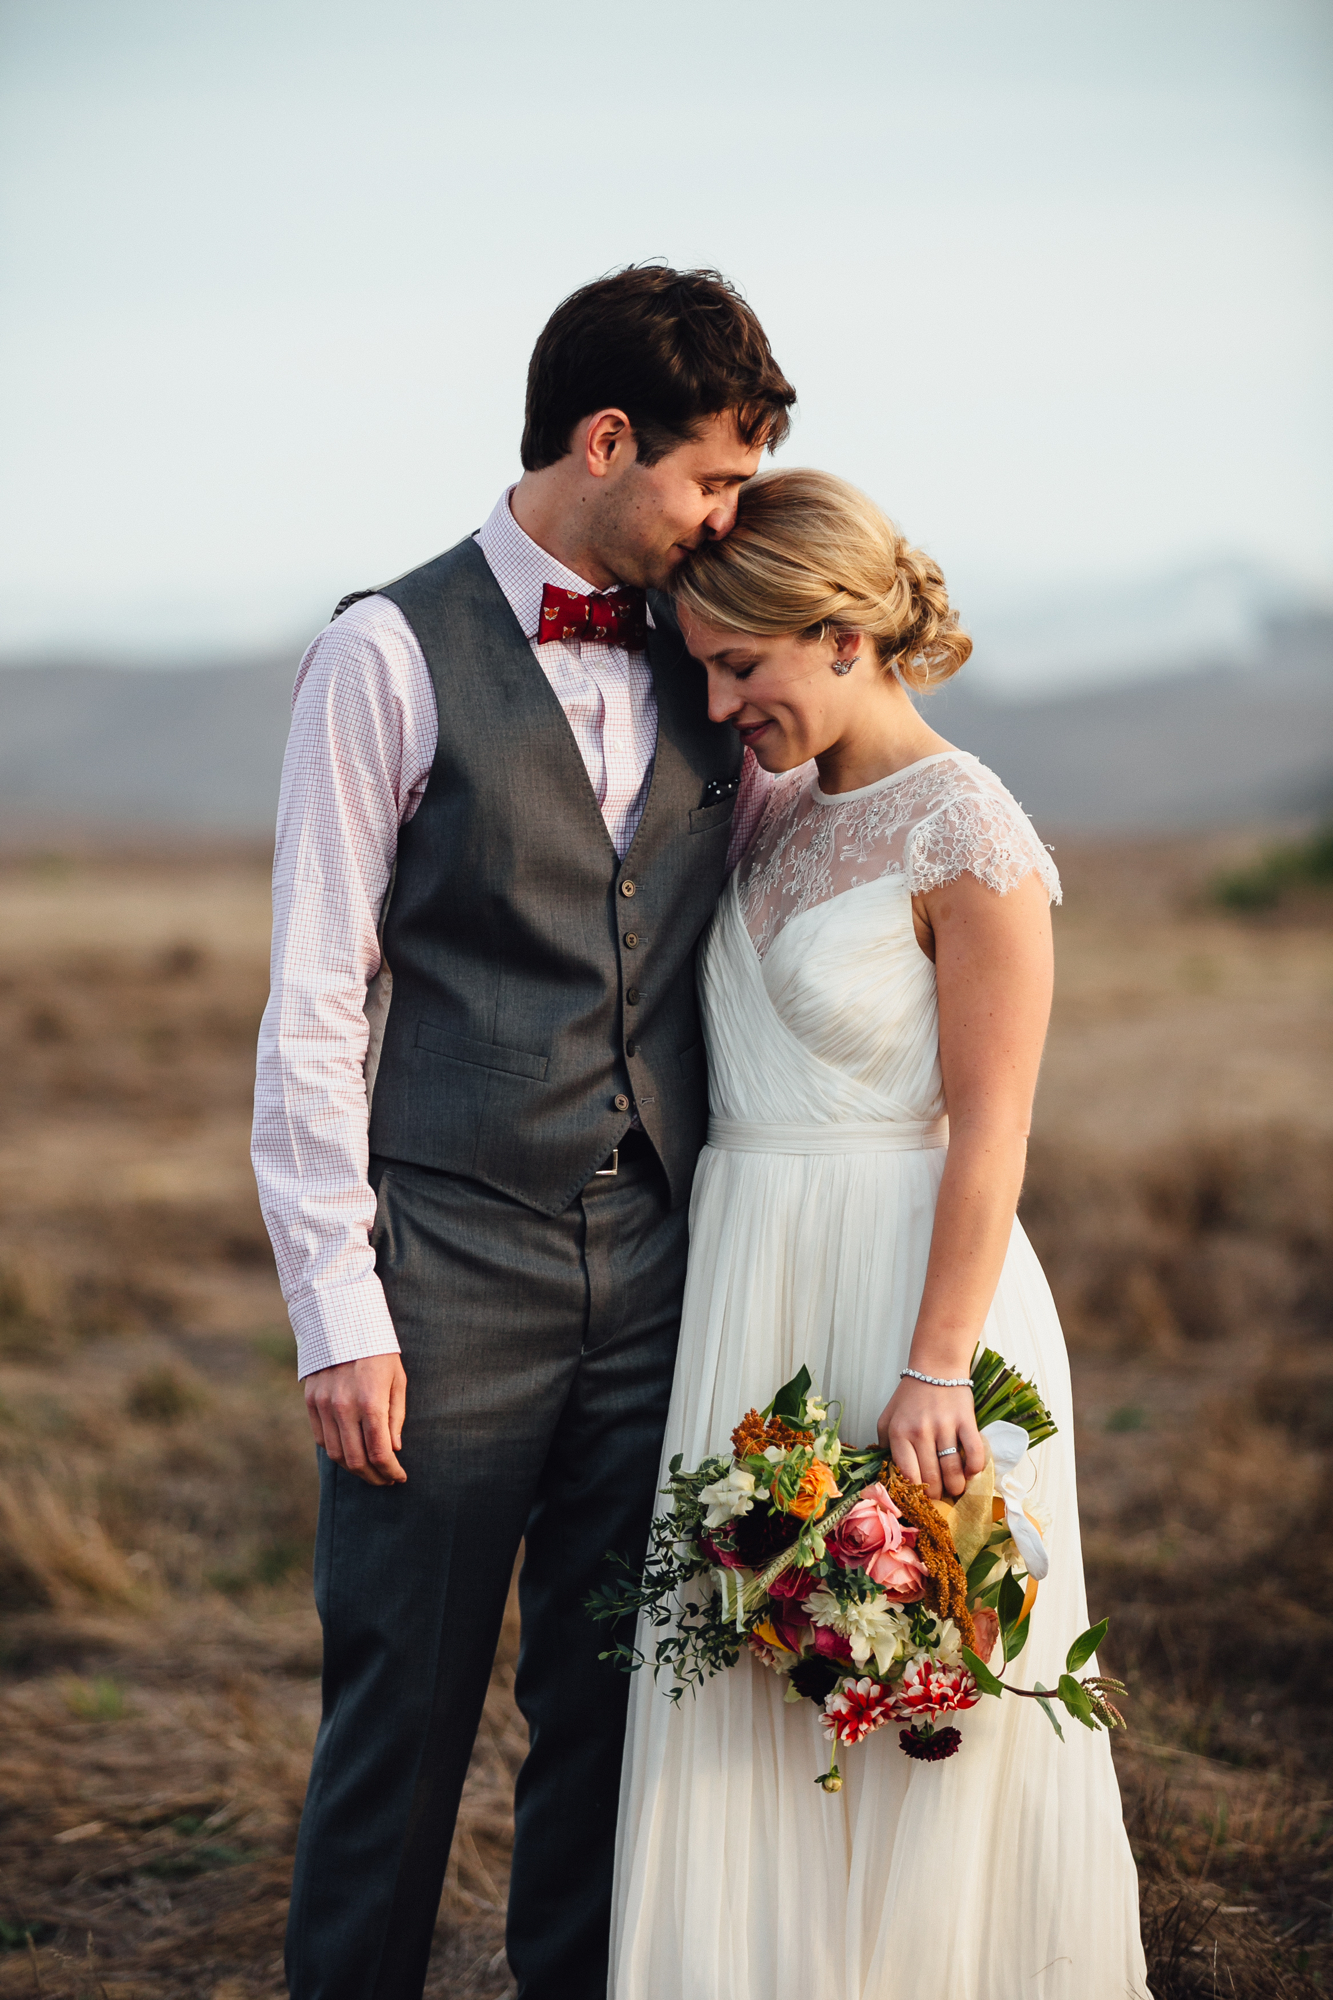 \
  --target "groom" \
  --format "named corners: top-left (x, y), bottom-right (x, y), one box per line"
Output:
top-left (252, 265), bottom-right (795, 1999)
